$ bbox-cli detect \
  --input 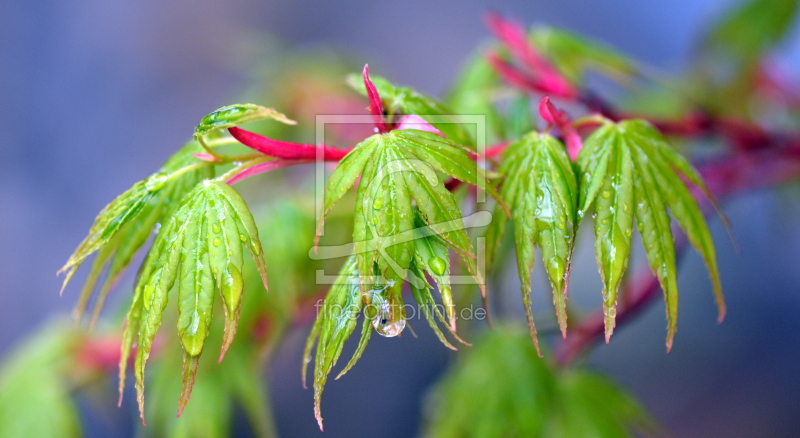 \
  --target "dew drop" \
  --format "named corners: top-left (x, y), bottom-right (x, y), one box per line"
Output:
top-left (429, 256), bottom-right (447, 276)
top-left (239, 234), bottom-right (247, 242)
top-left (372, 197), bottom-right (384, 210)
top-left (228, 250), bottom-right (233, 256)
top-left (250, 240), bottom-right (261, 255)
top-left (602, 190), bottom-right (611, 198)
top-left (212, 223), bottom-right (221, 234)
top-left (143, 284), bottom-right (155, 301)
top-left (213, 238), bottom-right (221, 247)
